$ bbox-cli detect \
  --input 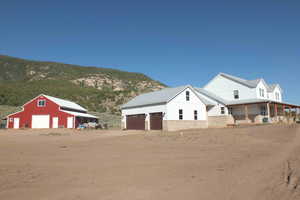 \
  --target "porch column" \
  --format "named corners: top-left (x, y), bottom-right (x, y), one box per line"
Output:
top-left (275, 104), bottom-right (278, 117)
top-left (245, 105), bottom-right (249, 121)
top-left (267, 103), bottom-right (271, 118)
